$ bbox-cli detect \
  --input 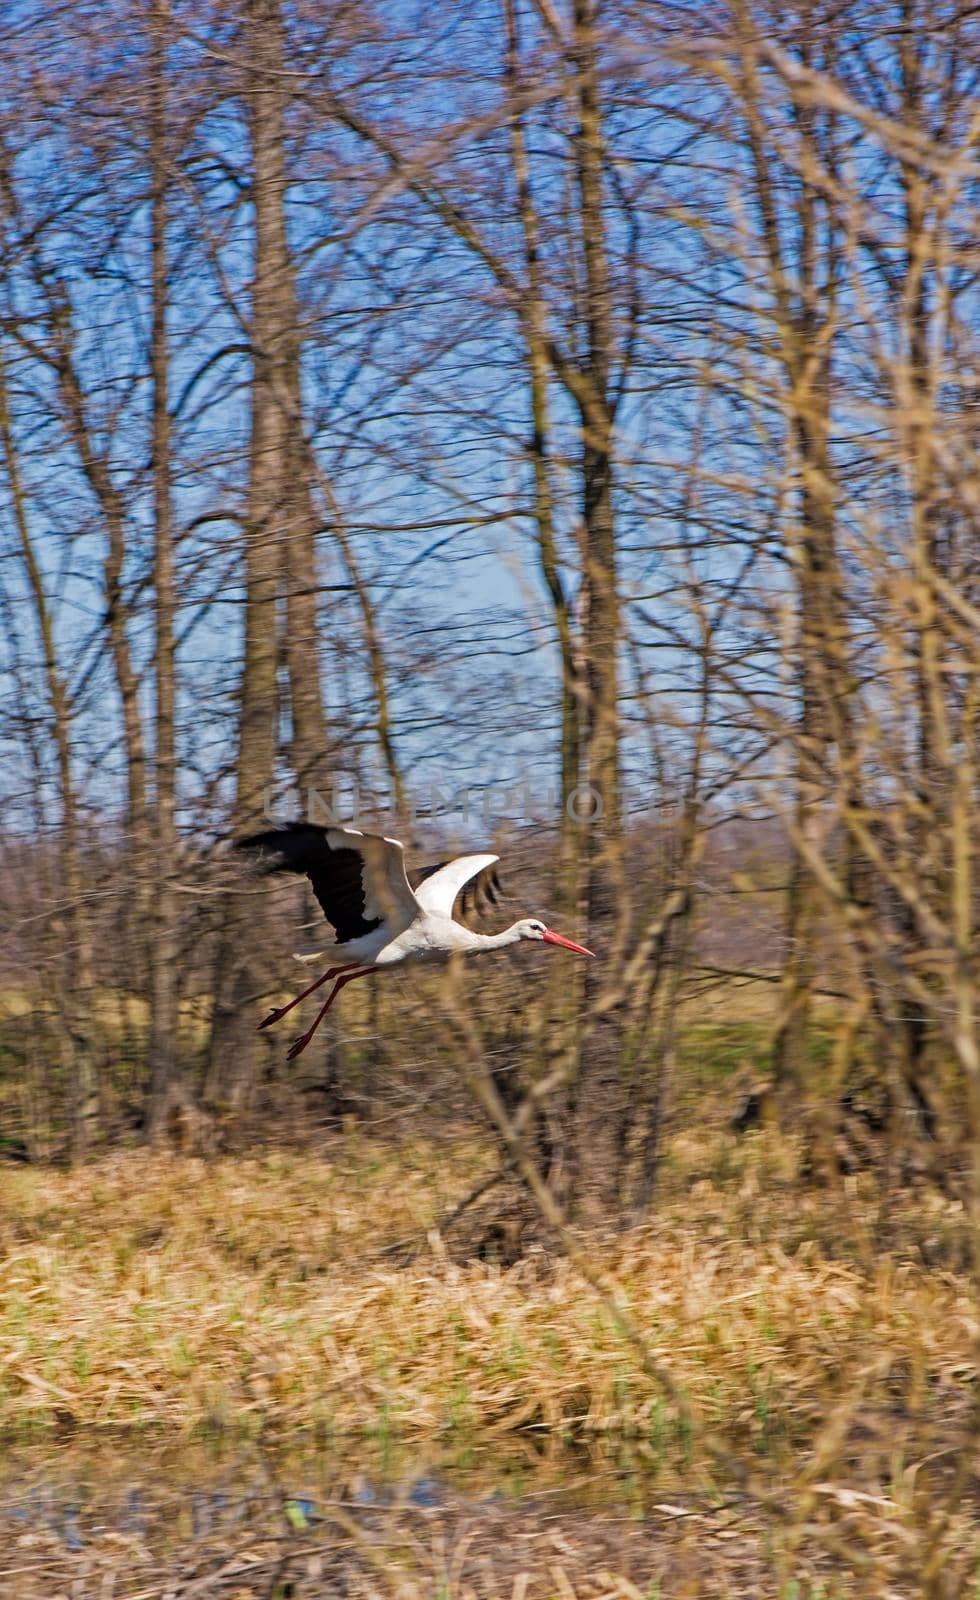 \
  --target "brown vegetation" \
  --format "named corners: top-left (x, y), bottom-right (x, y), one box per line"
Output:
top-left (1, 0), bottom-right (980, 1592)
top-left (2, 1107), bottom-right (979, 1592)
